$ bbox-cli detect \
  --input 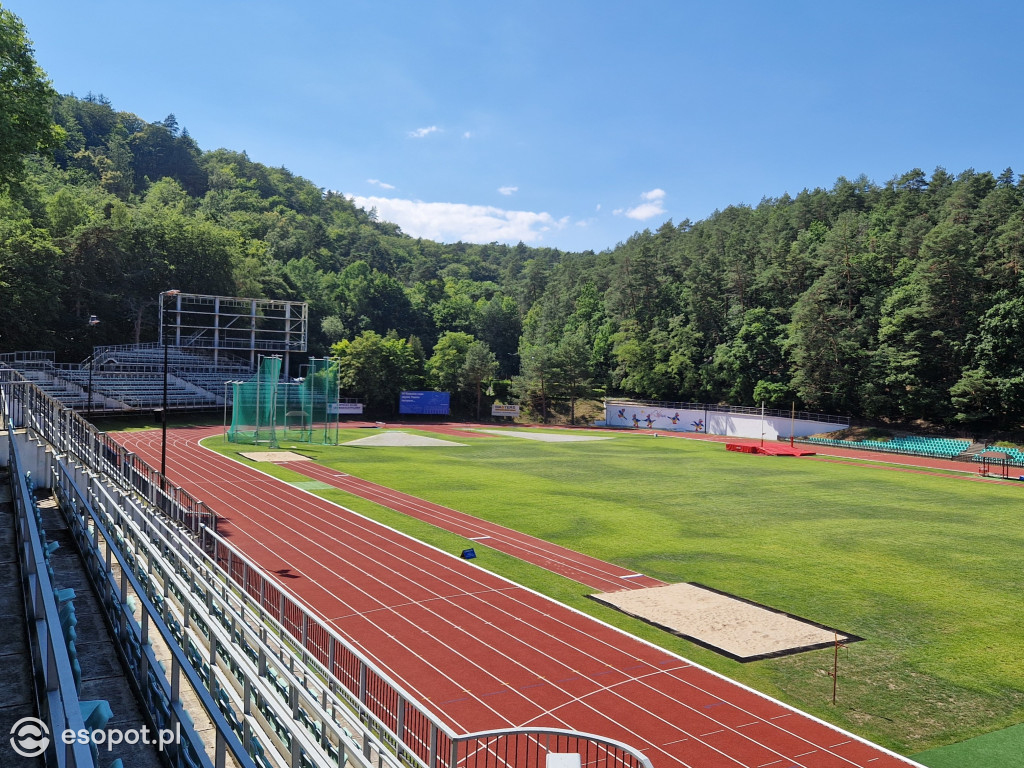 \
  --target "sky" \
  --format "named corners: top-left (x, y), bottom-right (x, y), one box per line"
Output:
top-left (11, 1), bottom-right (1024, 253)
